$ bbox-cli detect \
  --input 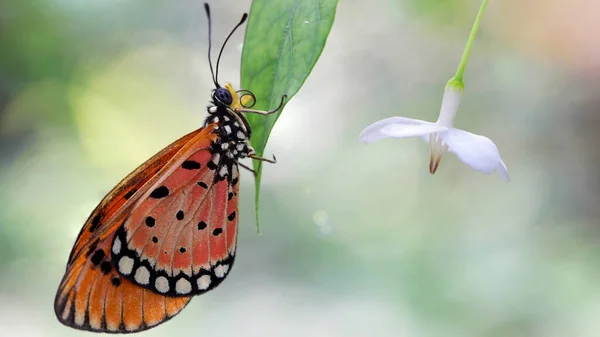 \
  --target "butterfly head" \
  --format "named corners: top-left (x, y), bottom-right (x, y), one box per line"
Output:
top-left (211, 82), bottom-right (255, 111)
top-left (203, 4), bottom-right (284, 135)
top-left (212, 87), bottom-right (233, 106)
